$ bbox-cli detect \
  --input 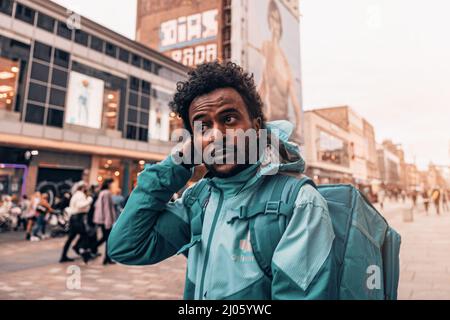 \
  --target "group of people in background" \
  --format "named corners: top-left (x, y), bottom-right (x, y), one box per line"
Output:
top-left (0, 178), bottom-right (126, 265)
top-left (376, 185), bottom-right (449, 215)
